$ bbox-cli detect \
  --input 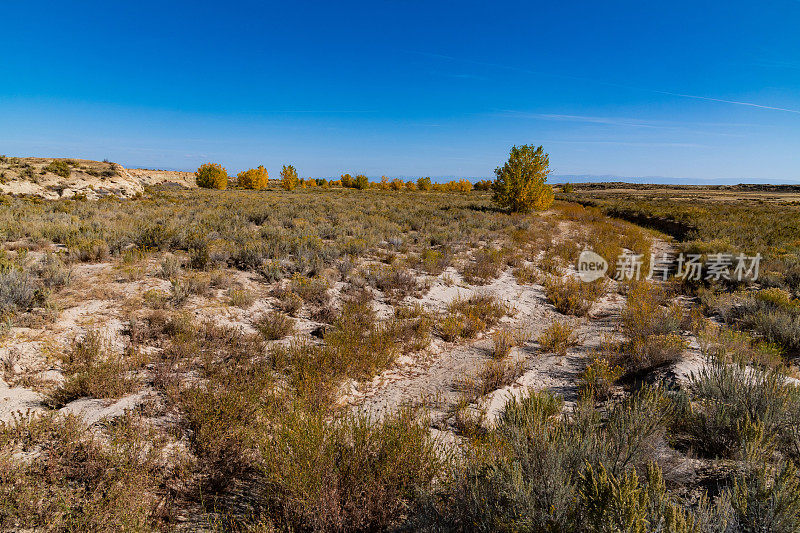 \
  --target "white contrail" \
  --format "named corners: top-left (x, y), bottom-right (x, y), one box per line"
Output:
top-left (653, 90), bottom-right (800, 114)
top-left (407, 50), bottom-right (800, 115)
